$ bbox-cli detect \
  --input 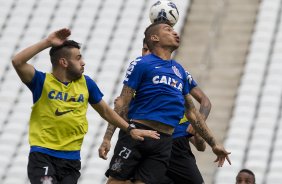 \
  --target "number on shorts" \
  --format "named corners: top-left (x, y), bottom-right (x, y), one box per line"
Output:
top-left (43, 166), bottom-right (48, 175)
top-left (118, 147), bottom-right (132, 159)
